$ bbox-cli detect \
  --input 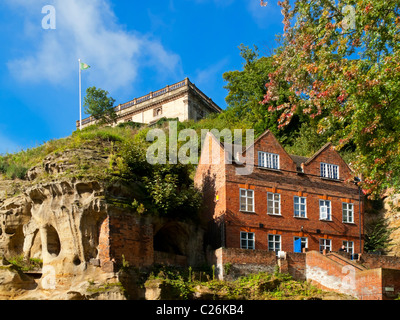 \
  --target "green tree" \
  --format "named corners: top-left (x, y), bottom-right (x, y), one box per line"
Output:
top-left (364, 218), bottom-right (397, 254)
top-left (223, 44), bottom-right (306, 143)
top-left (119, 139), bottom-right (201, 219)
top-left (84, 86), bottom-right (117, 125)
top-left (262, 0), bottom-right (400, 197)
